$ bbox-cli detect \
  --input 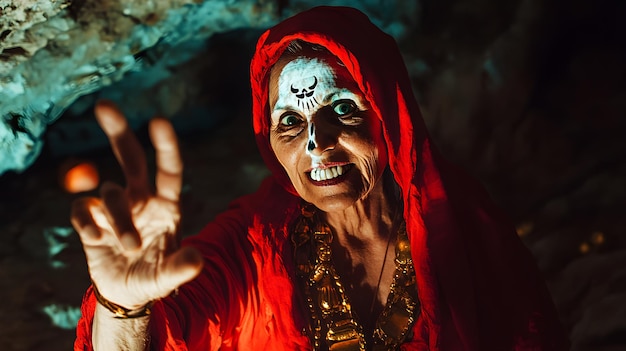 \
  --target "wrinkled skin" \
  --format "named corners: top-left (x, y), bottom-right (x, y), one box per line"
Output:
top-left (268, 54), bottom-right (388, 212)
top-left (71, 101), bottom-right (203, 310)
